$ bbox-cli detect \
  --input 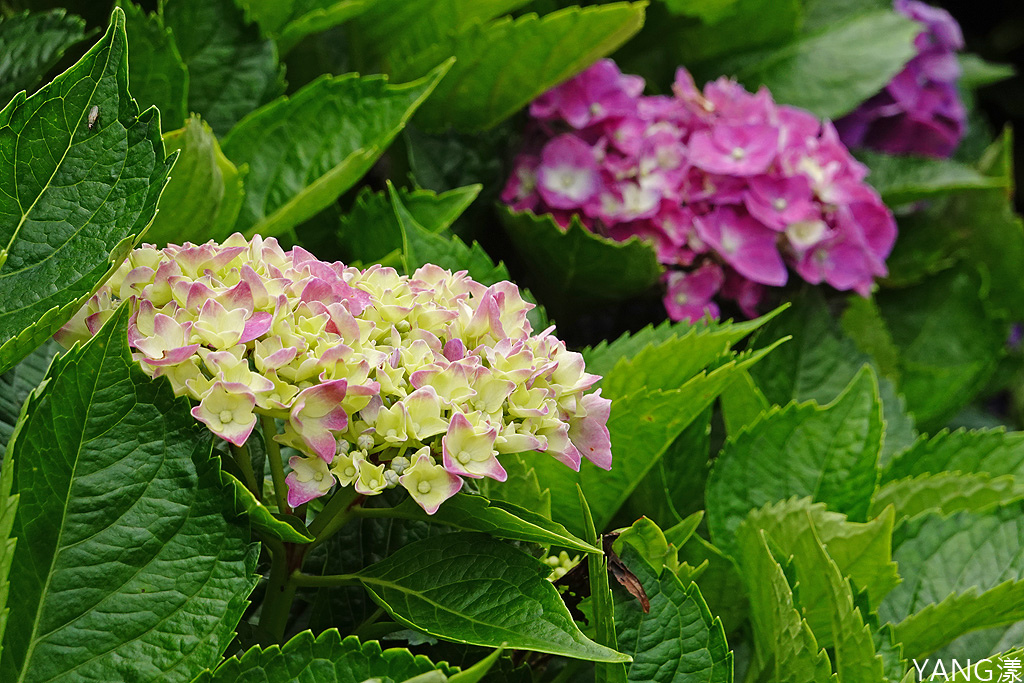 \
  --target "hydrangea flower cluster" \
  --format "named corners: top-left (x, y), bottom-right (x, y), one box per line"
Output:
top-left (56, 235), bottom-right (613, 514)
top-left (836, 0), bottom-right (966, 158)
top-left (502, 60), bottom-right (897, 322)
